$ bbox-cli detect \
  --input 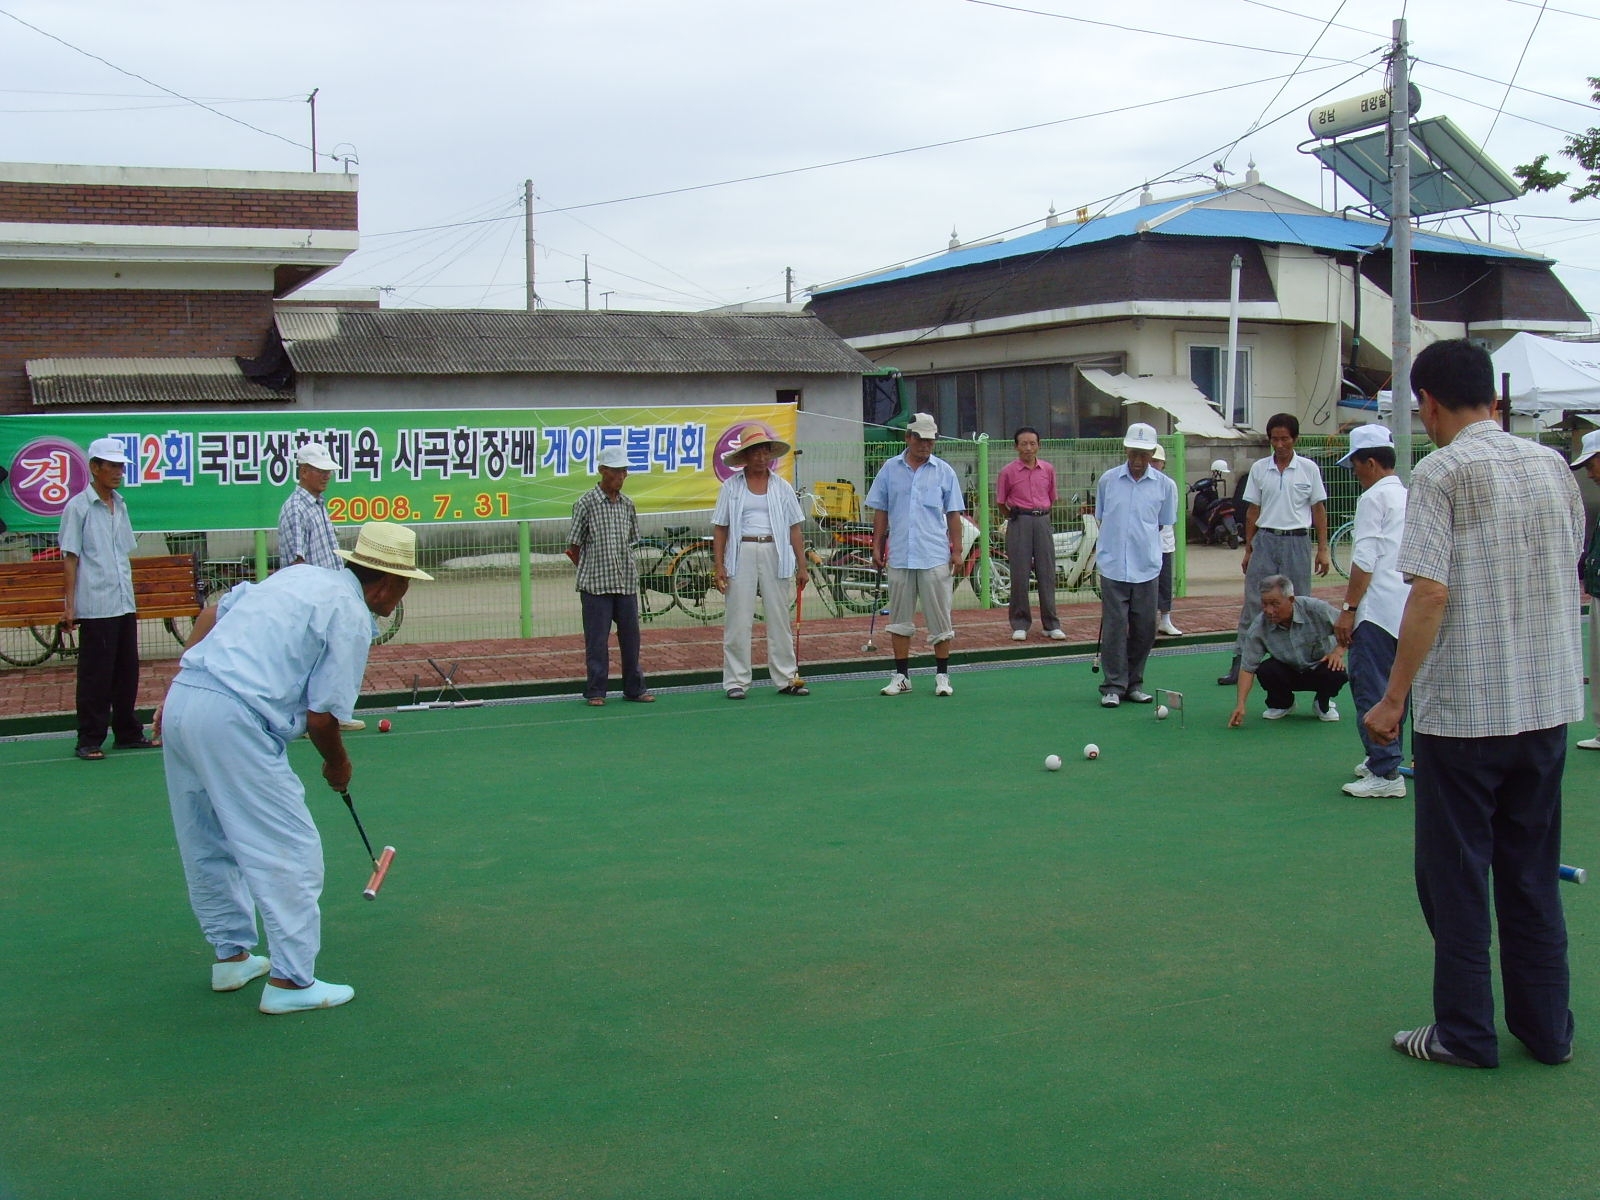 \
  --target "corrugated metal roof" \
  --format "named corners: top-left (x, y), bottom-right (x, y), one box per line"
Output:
top-left (26, 357), bottom-right (292, 406)
top-left (277, 309), bottom-right (876, 376)
top-left (817, 185), bottom-right (1548, 296)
